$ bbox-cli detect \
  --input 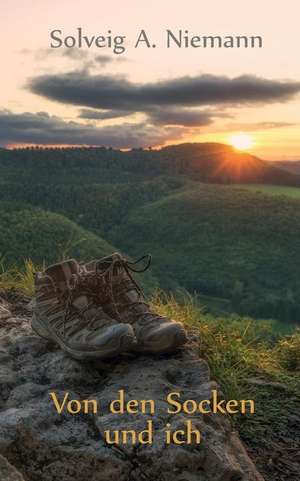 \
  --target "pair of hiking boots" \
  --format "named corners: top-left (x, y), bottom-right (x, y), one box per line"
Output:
top-left (32, 253), bottom-right (187, 360)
